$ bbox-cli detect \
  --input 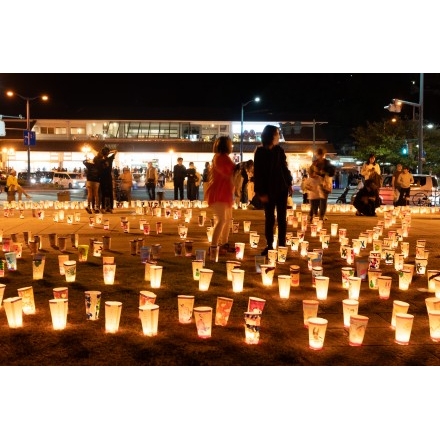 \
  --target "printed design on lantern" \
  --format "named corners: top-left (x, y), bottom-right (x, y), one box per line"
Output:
top-left (416, 262), bottom-right (423, 274)
top-left (341, 248), bottom-right (347, 258)
top-left (216, 300), bottom-right (232, 326)
top-left (244, 313), bottom-right (261, 333)
top-left (264, 266), bottom-right (275, 276)
top-left (34, 259), bottom-right (43, 267)
top-left (352, 323), bottom-right (367, 338)
top-left (85, 293), bottom-right (101, 319)
top-left (179, 303), bottom-right (192, 322)
top-left (385, 252), bottom-right (393, 262)
top-left (430, 322), bottom-right (440, 335)
top-left (311, 325), bottom-right (323, 343)
top-left (428, 272), bottom-right (440, 282)
top-left (79, 247), bottom-right (87, 258)
top-left (95, 244), bottom-right (103, 254)
top-left (369, 278), bottom-right (375, 289)
top-left (5, 254), bottom-right (16, 270)
top-left (369, 258), bottom-right (379, 269)
top-left (196, 313), bottom-right (210, 334)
